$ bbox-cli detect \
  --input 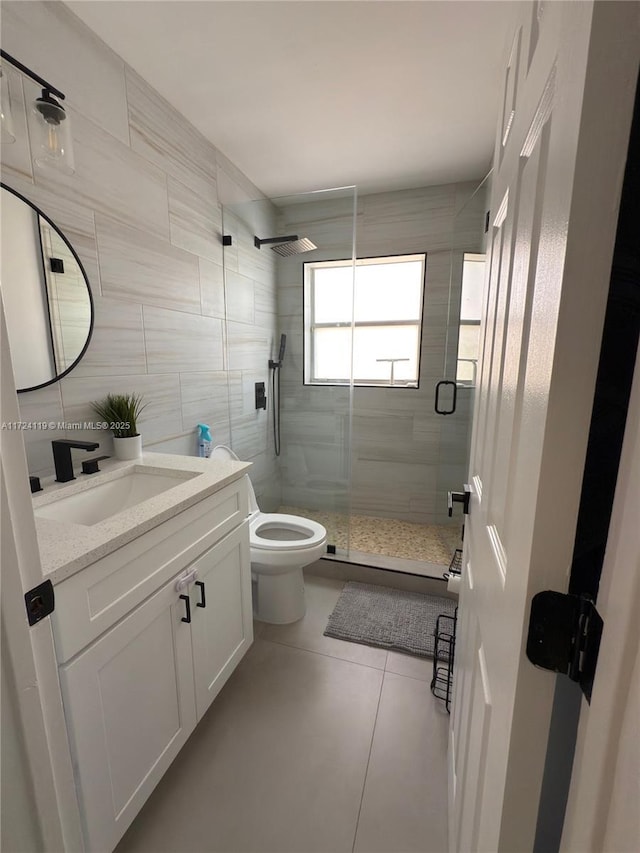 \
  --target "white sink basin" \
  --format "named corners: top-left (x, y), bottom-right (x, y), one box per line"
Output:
top-left (35, 469), bottom-right (199, 526)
